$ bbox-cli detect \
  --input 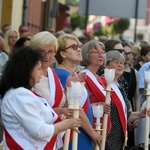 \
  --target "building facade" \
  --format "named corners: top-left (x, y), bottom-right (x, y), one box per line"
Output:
top-left (0, 0), bottom-right (69, 34)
